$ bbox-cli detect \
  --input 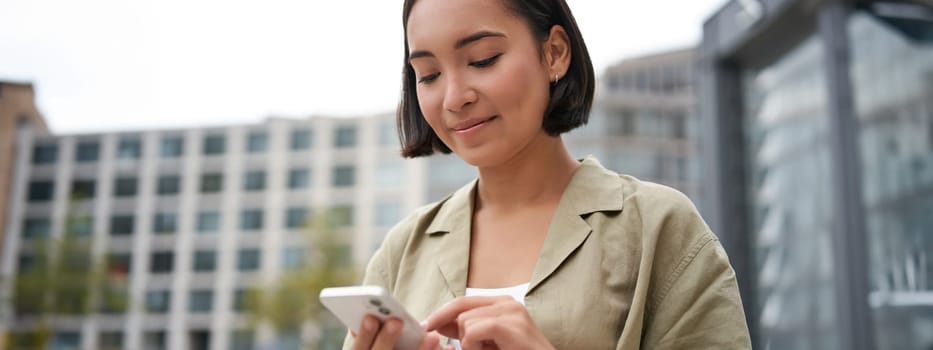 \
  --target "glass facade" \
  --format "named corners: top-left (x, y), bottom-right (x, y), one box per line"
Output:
top-left (742, 35), bottom-right (840, 348)
top-left (848, 11), bottom-right (933, 349)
